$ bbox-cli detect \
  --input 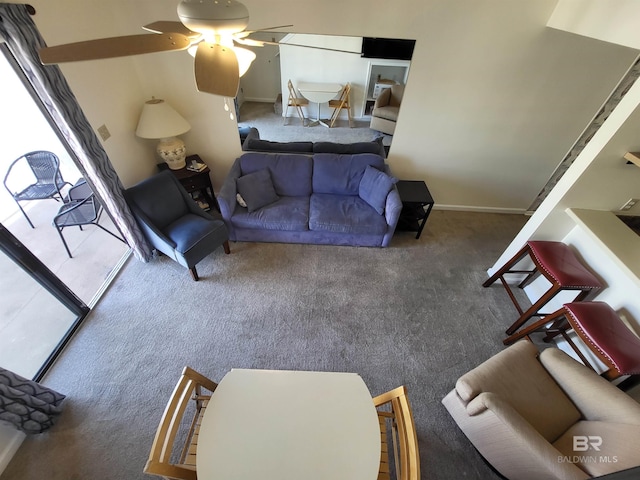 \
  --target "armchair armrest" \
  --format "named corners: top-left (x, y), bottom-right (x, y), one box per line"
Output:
top-left (466, 392), bottom-right (589, 480)
top-left (218, 159), bottom-right (242, 222)
top-left (540, 348), bottom-right (640, 425)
